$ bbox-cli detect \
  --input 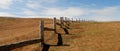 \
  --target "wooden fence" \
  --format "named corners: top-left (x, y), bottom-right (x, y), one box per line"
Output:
top-left (40, 17), bottom-right (71, 47)
top-left (0, 17), bottom-right (86, 48)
